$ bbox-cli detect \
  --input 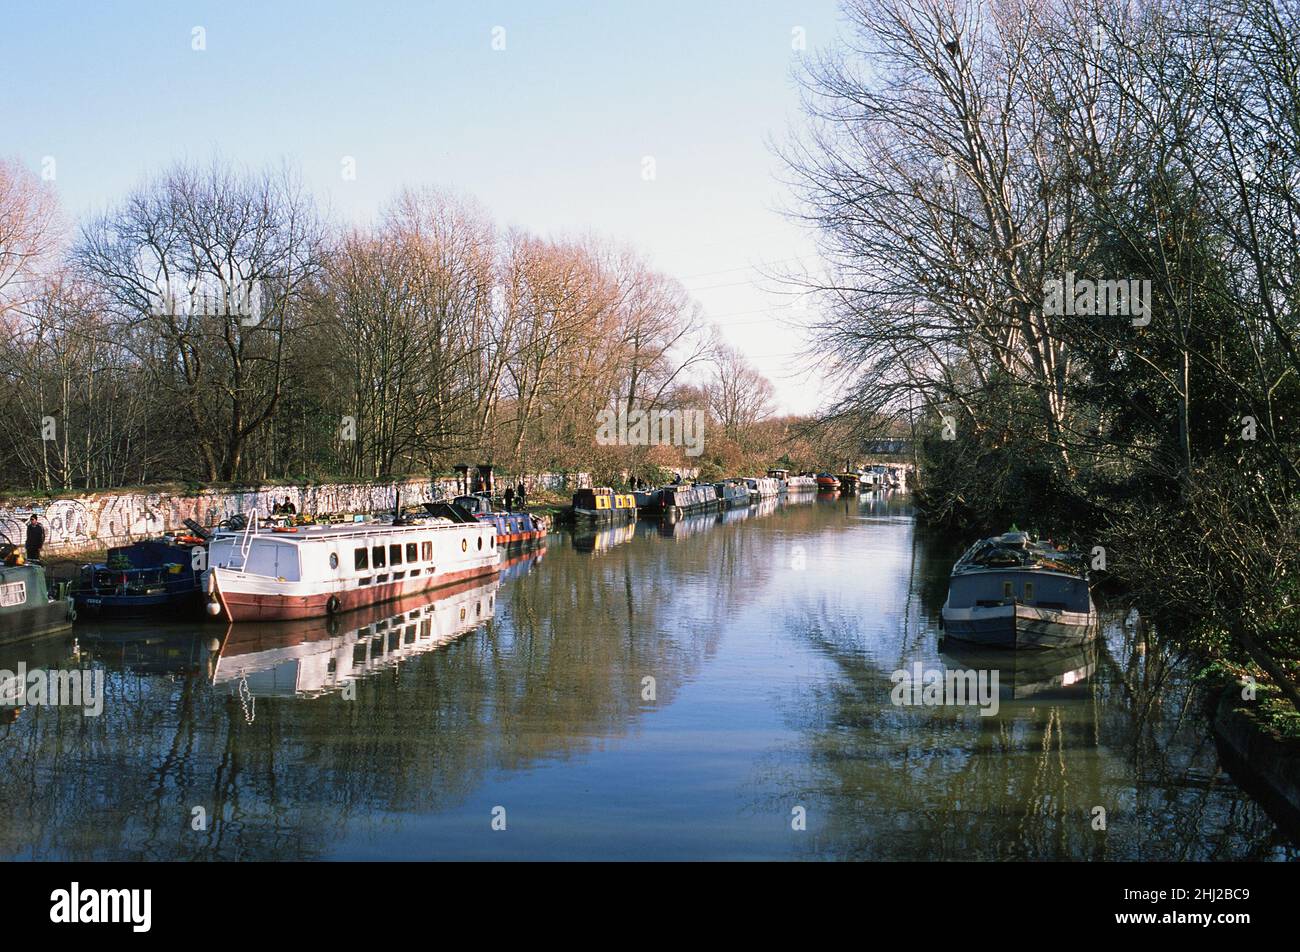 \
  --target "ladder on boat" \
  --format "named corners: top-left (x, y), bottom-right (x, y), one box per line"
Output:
top-left (216, 512), bottom-right (259, 571)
